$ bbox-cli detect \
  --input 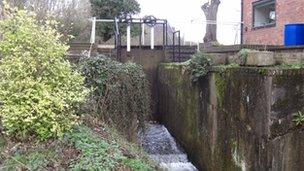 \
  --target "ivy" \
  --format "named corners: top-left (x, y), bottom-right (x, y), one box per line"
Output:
top-left (80, 56), bottom-right (151, 139)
